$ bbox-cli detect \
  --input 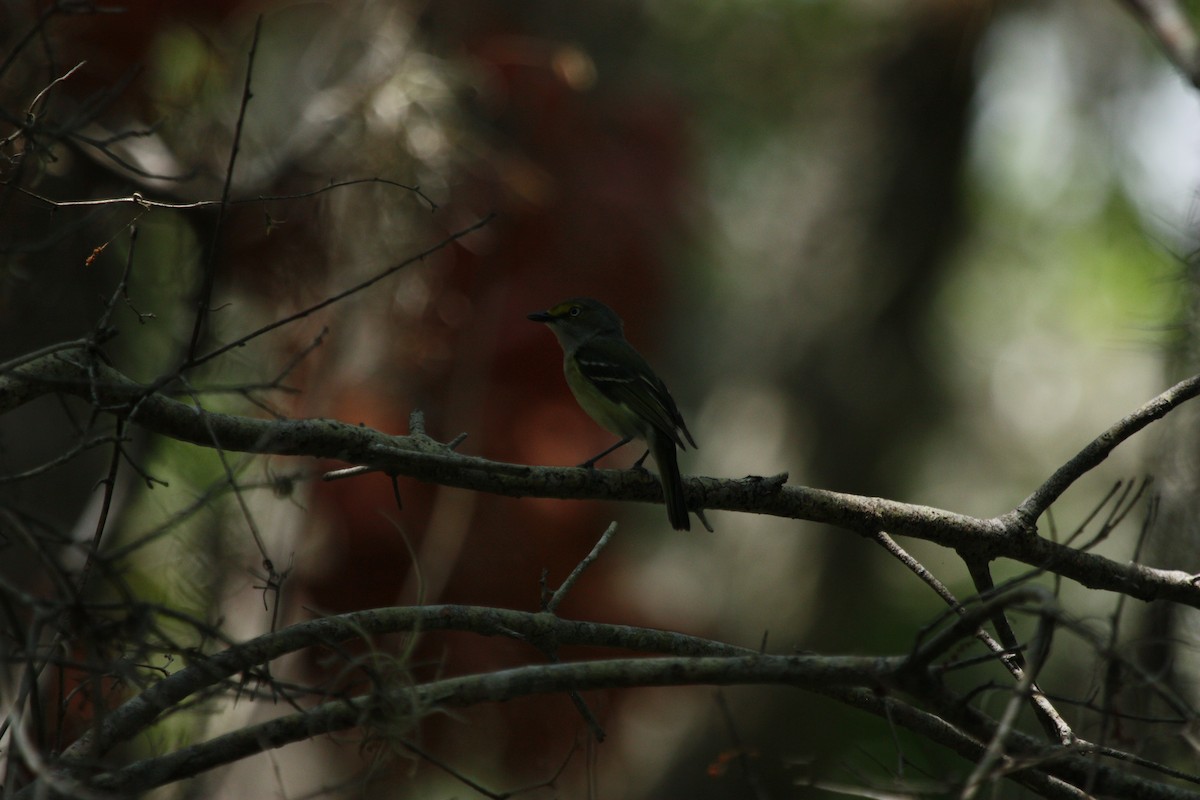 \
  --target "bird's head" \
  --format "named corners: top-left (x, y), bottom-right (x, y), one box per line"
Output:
top-left (527, 297), bottom-right (624, 348)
